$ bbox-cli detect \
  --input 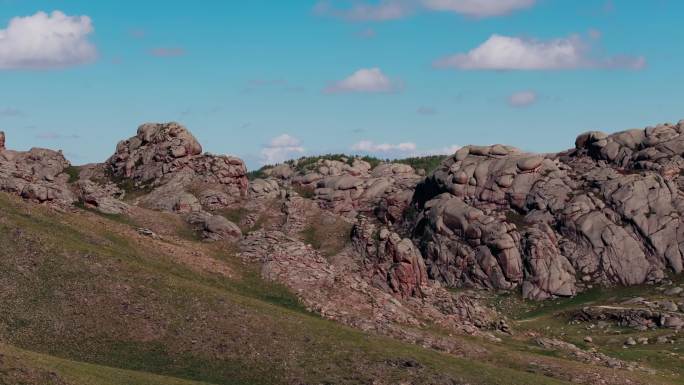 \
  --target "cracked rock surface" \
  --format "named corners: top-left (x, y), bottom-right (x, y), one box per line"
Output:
top-left (411, 120), bottom-right (684, 299)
